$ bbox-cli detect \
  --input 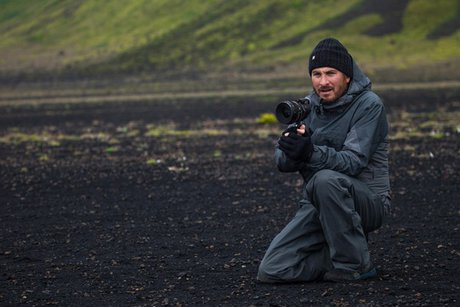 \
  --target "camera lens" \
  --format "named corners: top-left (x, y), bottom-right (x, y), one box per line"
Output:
top-left (275, 99), bottom-right (311, 124)
top-left (275, 102), bottom-right (294, 124)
